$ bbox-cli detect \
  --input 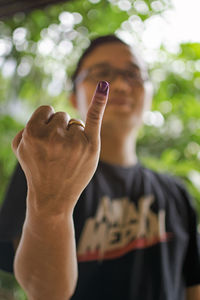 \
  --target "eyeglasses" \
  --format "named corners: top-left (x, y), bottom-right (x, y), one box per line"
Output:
top-left (74, 64), bottom-right (149, 87)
